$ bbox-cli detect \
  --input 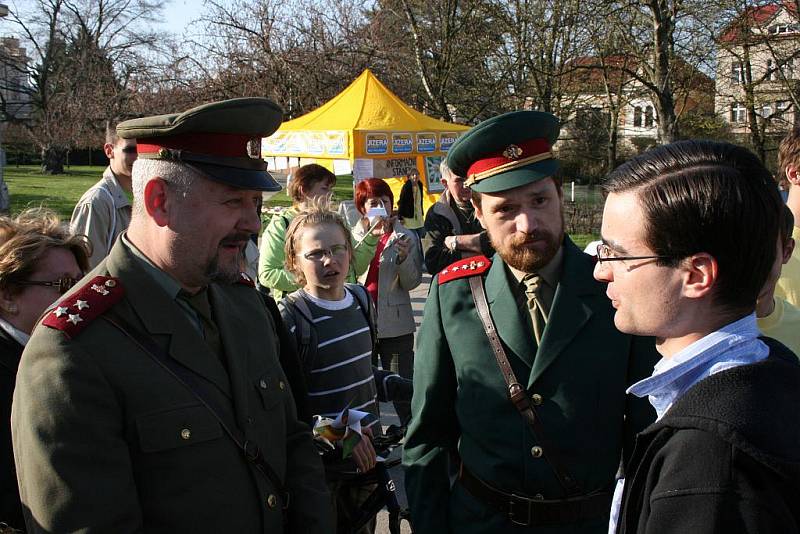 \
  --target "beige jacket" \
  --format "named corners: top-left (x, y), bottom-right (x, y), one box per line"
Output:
top-left (70, 167), bottom-right (132, 268)
top-left (354, 221), bottom-right (423, 338)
